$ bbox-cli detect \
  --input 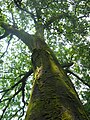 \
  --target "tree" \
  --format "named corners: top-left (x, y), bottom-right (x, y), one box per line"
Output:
top-left (0, 0), bottom-right (90, 119)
